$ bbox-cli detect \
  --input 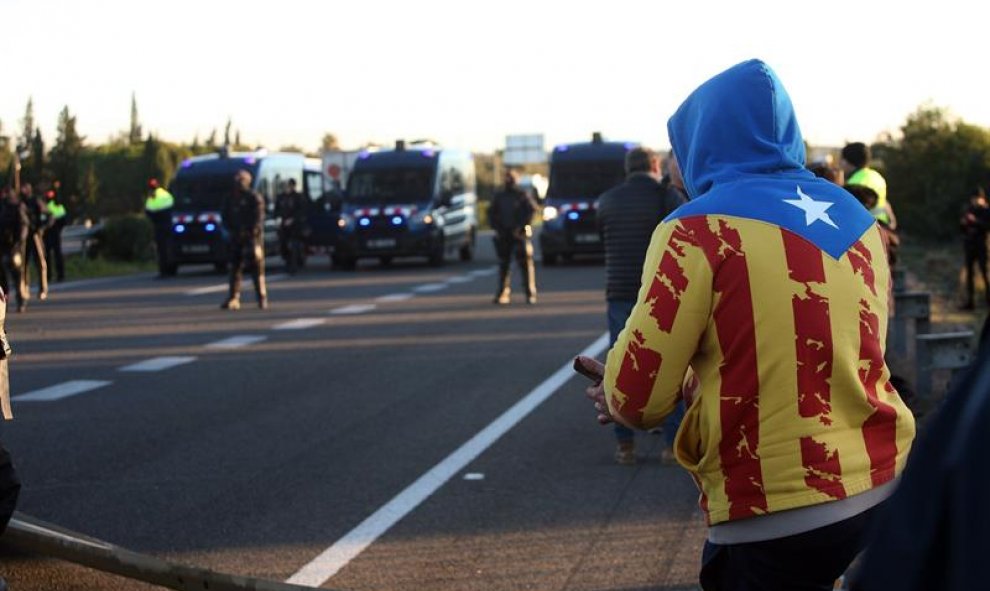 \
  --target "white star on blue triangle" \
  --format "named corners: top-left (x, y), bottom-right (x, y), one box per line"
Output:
top-left (784, 185), bottom-right (839, 229)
